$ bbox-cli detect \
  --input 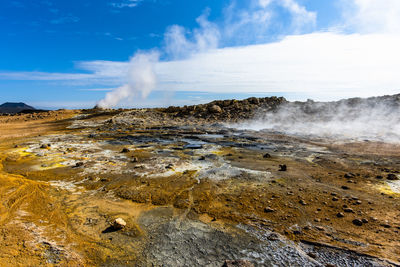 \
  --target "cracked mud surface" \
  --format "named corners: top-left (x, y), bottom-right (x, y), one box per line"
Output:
top-left (0, 107), bottom-right (400, 266)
